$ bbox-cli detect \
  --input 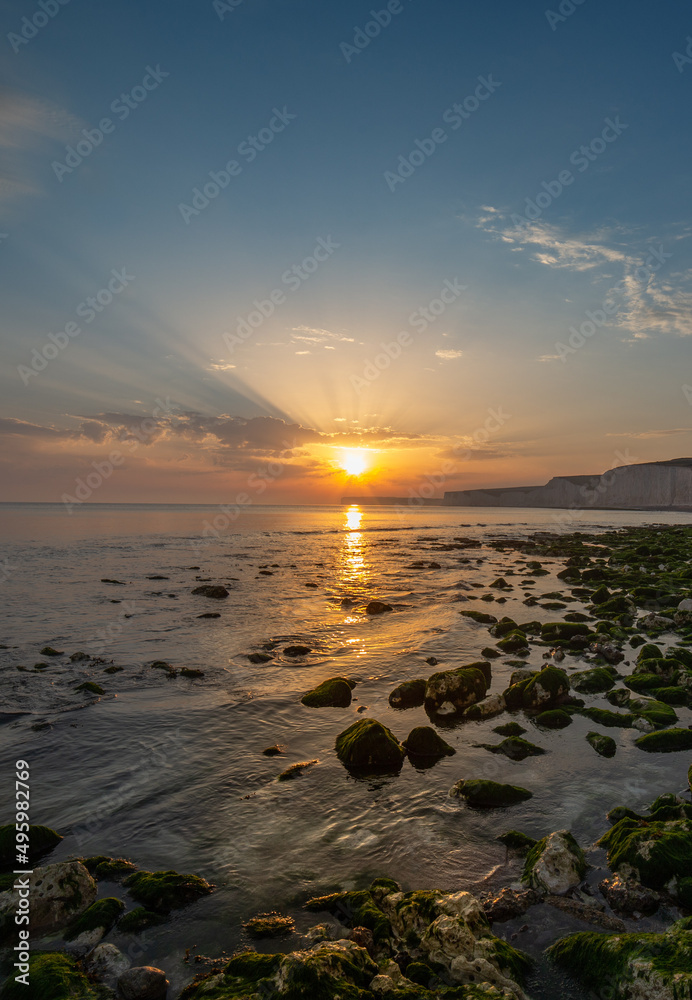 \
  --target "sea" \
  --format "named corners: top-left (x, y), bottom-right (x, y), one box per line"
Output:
top-left (2, 502), bottom-right (692, 998)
